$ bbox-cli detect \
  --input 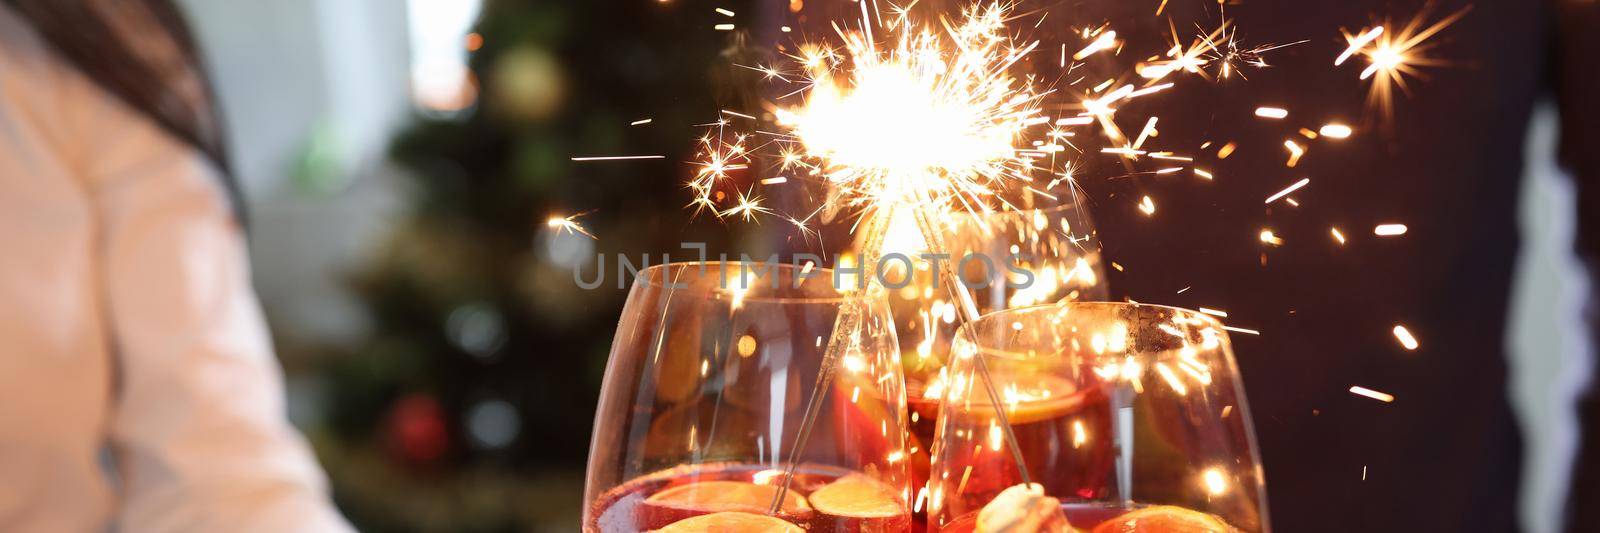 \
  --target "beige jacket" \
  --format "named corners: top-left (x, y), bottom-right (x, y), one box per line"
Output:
top-left (0, 6), bottom-right (351, 532)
